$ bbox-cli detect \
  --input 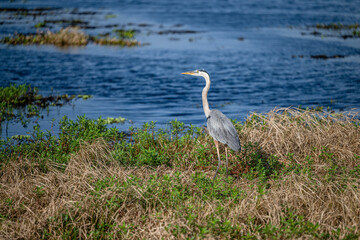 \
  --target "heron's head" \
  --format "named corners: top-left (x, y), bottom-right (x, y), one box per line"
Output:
top-left (182, 69), bottom-right (209, 78)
